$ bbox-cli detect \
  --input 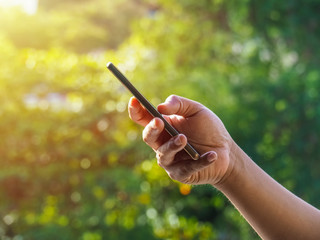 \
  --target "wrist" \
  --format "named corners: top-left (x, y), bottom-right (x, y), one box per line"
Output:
top-left (212, 141), bottom-right (248, 190)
